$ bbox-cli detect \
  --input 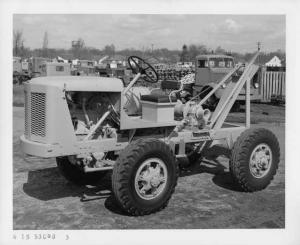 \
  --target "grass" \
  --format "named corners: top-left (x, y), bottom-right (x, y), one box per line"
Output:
top-left (13, 84), bottom-right (24, 107)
